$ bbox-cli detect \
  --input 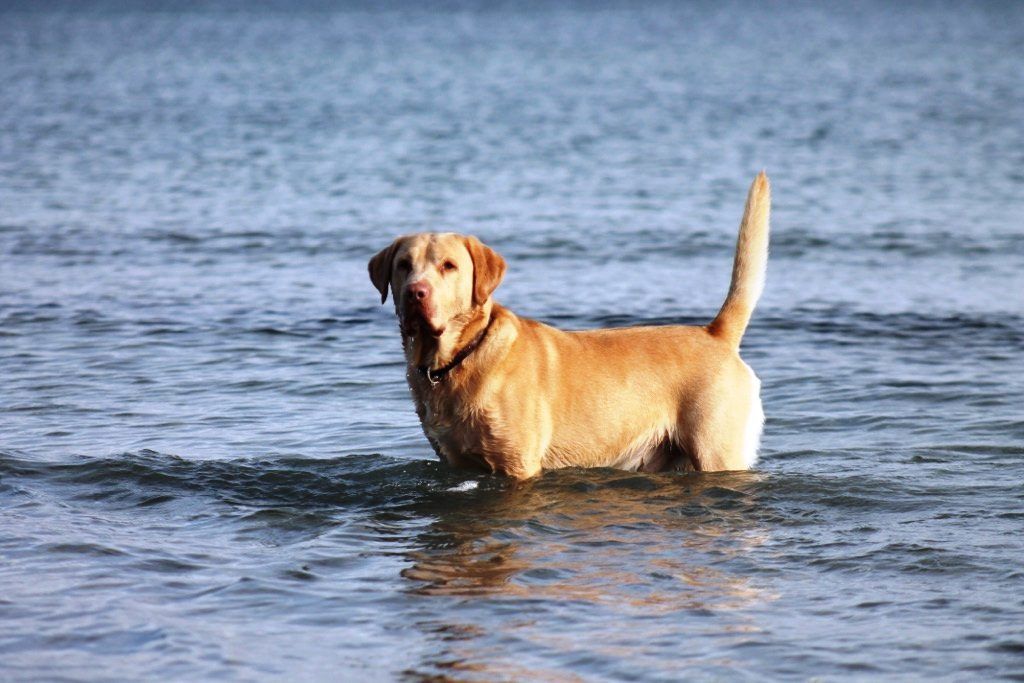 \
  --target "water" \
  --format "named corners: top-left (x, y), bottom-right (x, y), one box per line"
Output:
top-left (2, 2), bottom-right (1023, 680)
